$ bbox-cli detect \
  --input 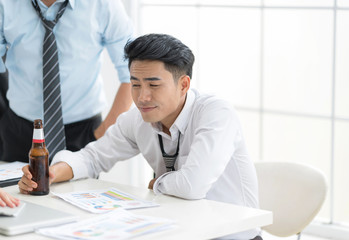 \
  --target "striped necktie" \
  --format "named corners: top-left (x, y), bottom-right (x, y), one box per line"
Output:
top-left (32, 0), bottom-right (68, 161)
